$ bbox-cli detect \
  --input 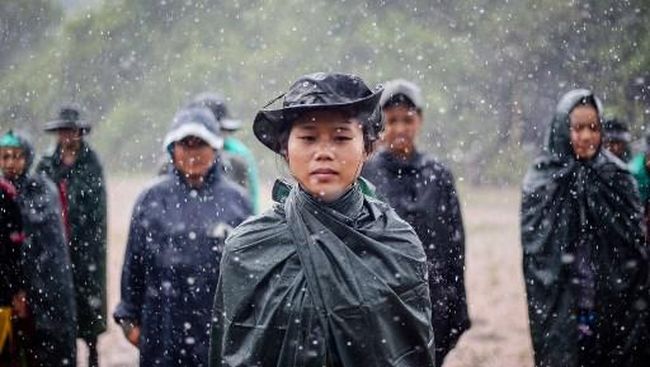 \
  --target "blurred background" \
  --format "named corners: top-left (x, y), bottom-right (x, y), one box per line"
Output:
top-left (1, 0), bottom-right (648, 185)
top-left (1, 1), bottom-right (649, 366)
